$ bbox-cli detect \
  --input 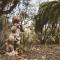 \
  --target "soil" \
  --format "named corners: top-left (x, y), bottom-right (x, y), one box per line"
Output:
top-left (0, 44), bottom-right (60, 60)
